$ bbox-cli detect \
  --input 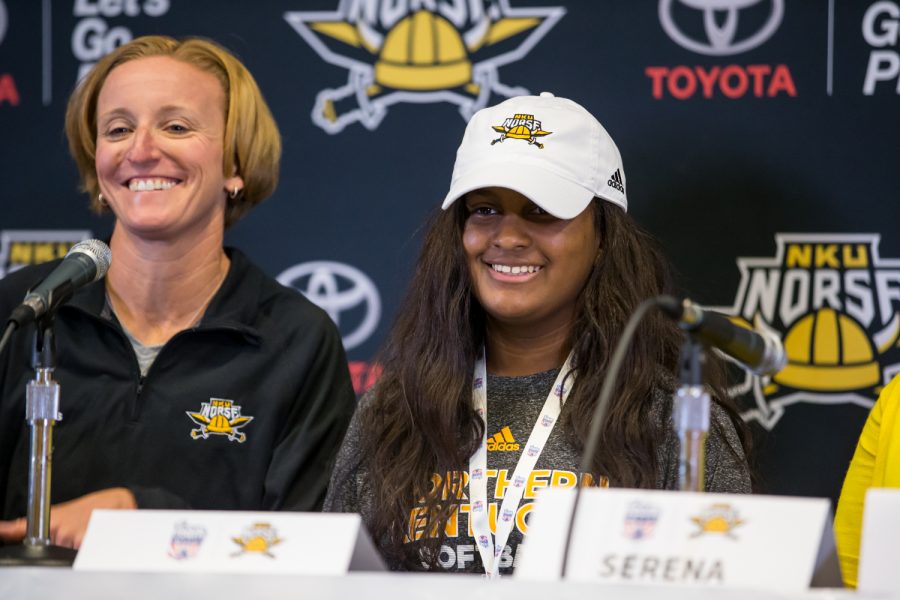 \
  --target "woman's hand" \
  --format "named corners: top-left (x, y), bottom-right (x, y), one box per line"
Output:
top-left (0, 487), bottom-right (137, 549)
